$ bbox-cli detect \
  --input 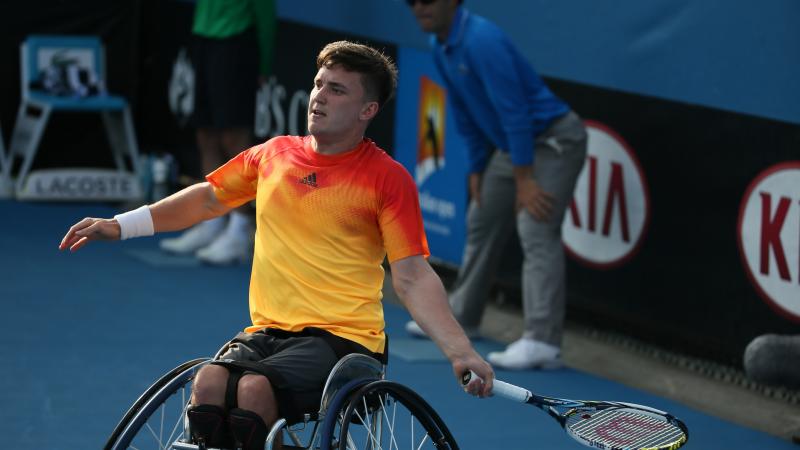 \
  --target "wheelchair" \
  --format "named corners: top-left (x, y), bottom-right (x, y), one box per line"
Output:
top-left (104, 339), bottom-right (459, 450)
